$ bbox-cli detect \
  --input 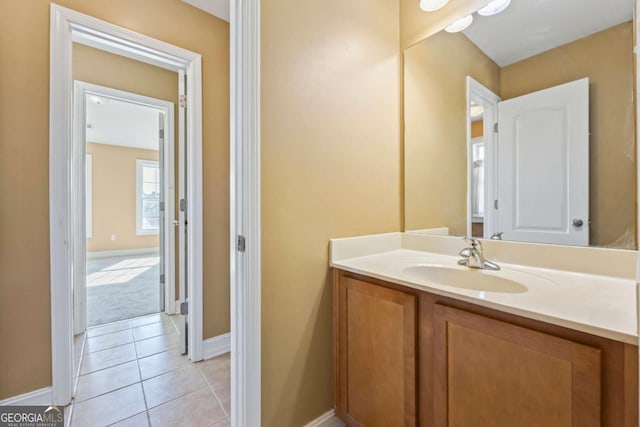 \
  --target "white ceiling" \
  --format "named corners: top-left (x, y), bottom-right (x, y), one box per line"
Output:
top-left (182, 0), bottom-right (229, 22)
top-left (86, 95), bottom-right (160, 151)
top-left (463, 0), bottom-right (633, 67)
